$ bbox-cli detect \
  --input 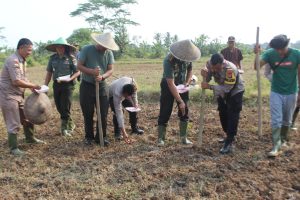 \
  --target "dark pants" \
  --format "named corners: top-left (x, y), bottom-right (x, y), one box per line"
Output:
top-left (53, 81), bottom-right (74, 120)
top-left (109, 97), bottom-right (138, 136)
top-left (158, 79), bottom-right (189, 127)
top-left (218, 91), bottom-right (244, 145)
top-left (80, 81), bottom-right (109, 141)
